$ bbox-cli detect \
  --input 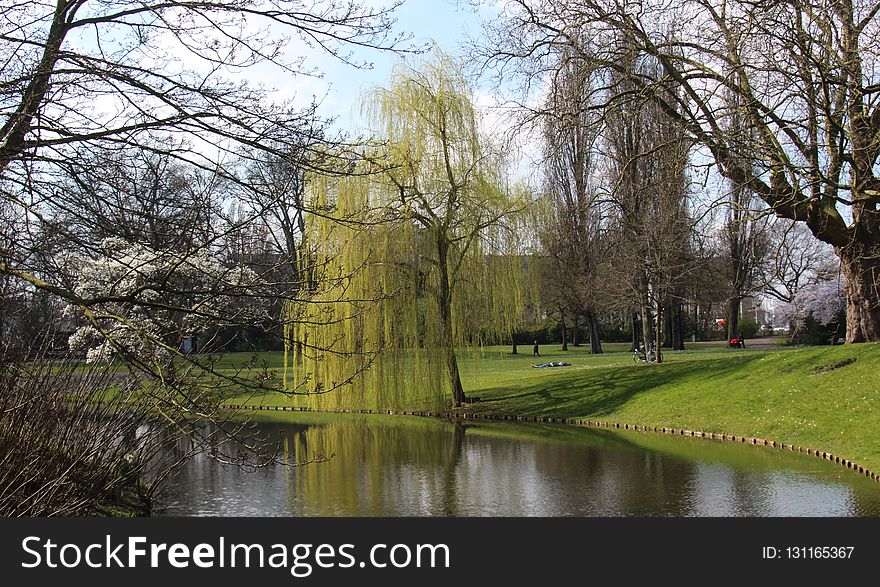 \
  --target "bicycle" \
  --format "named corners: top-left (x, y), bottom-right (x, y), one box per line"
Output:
top-left (633, 344), bottom-right (656, 363)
